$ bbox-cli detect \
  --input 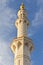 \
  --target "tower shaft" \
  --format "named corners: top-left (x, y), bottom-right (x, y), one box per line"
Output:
top-left (15, 3), bottom-right (29, 37)
top-left (10, 3), bottom-right (34, 65)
